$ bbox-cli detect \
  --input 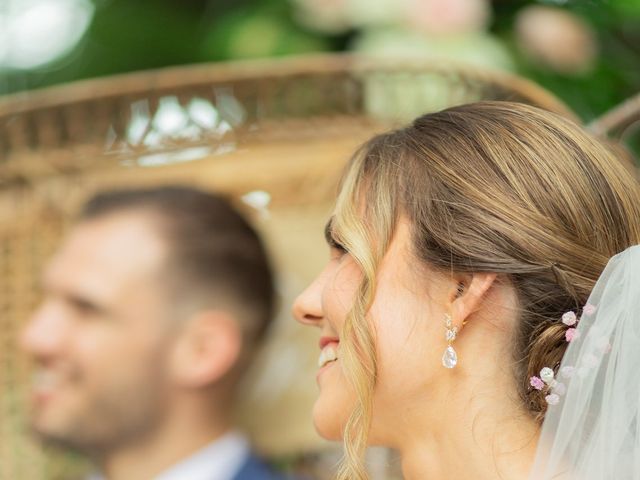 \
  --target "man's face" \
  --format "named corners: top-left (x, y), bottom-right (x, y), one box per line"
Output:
top-left (21, 212), bottom-right (176, 453)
